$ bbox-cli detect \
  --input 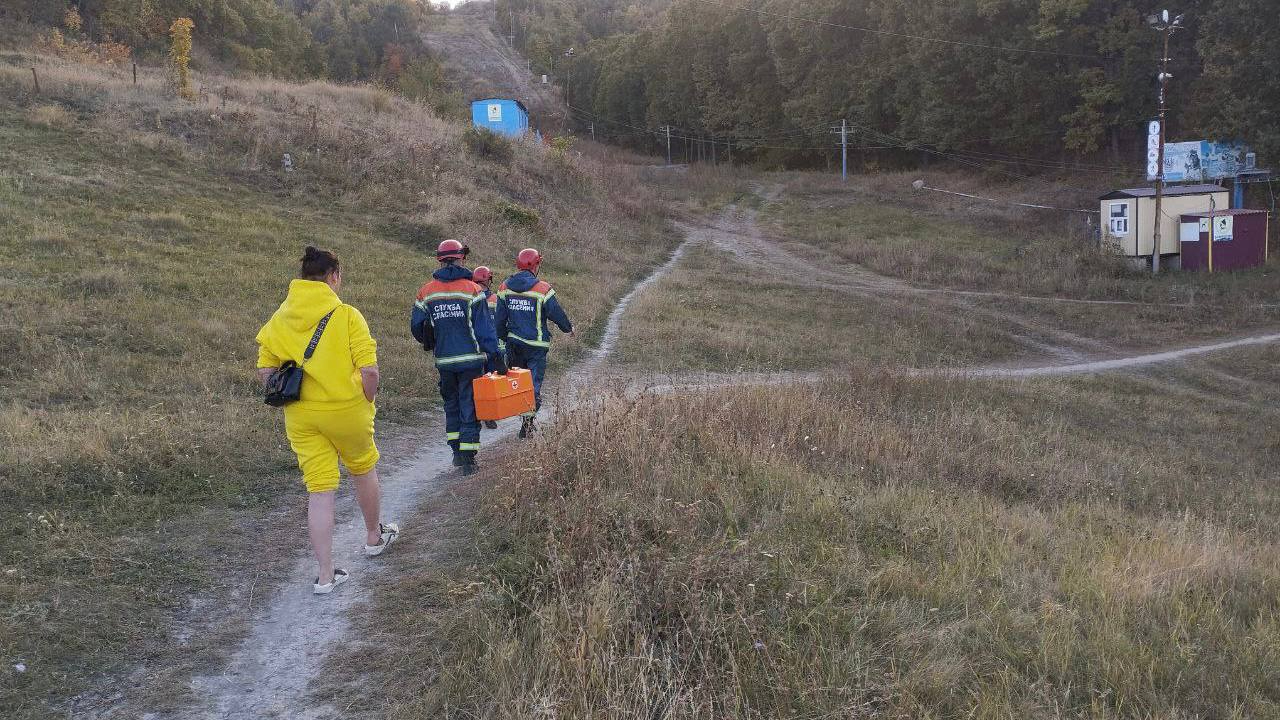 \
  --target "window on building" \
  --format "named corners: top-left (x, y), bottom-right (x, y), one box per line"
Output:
top-left (1109, 202), bottom-right (1130, 236)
